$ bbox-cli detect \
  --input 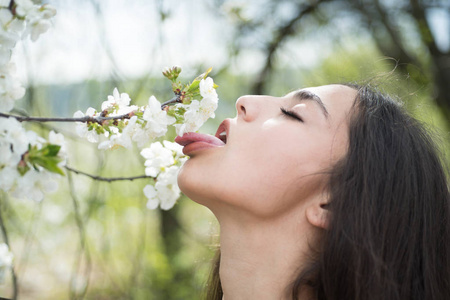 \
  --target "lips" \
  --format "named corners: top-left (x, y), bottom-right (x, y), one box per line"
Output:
top-left (175, 119), bottom-right (230, 155)
top-left (215, 119), bottom-right (230, 144)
